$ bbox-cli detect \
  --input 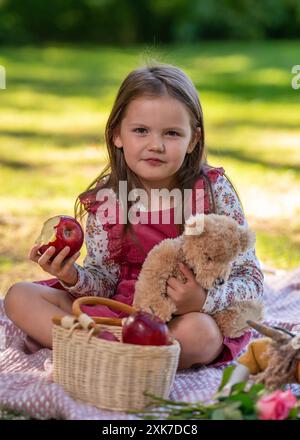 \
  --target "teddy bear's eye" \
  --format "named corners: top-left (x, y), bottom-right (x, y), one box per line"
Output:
top-left (204, 254), bottom-right (213, 262)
